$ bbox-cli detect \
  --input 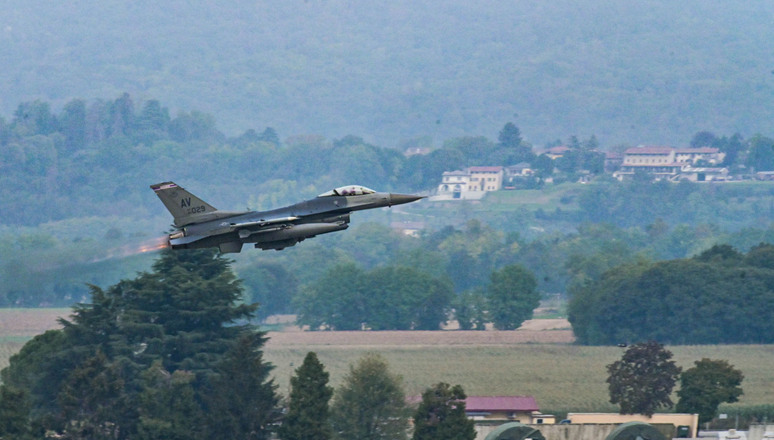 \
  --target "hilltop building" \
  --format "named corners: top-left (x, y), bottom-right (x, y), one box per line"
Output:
top-left (433, 166), bottom-right (503, 200)
top-left (614, 145), bottom-right (726, 181)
